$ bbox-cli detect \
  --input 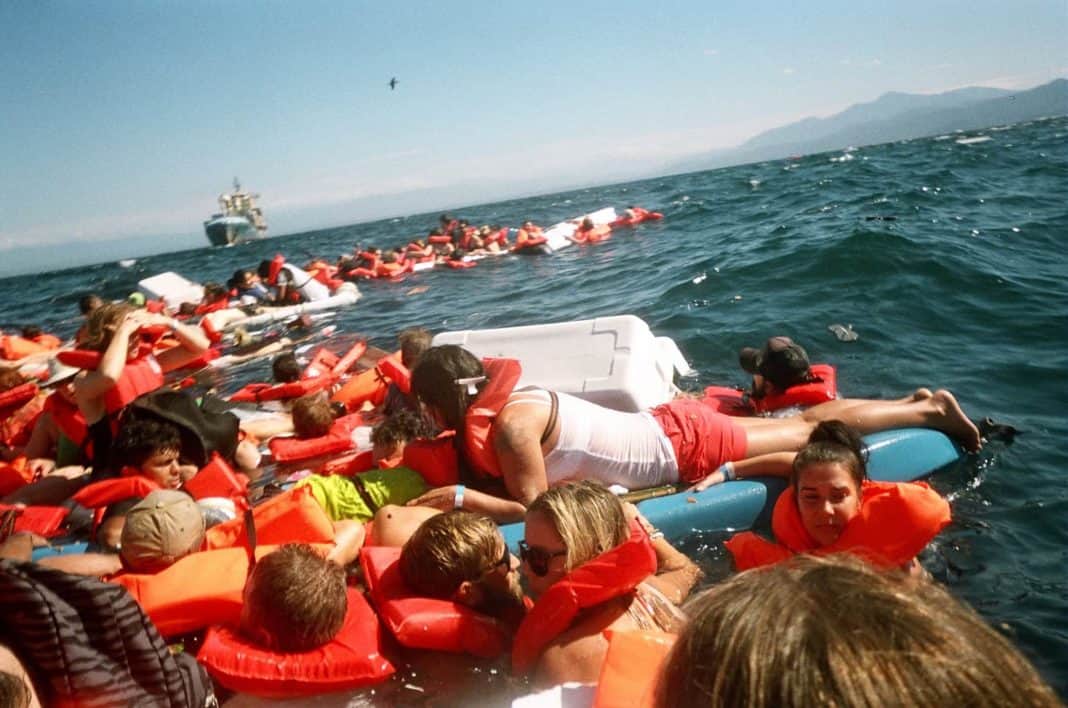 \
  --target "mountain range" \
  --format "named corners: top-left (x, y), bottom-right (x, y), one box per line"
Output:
top-left (669, 78), bottom-right (1068, 174)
